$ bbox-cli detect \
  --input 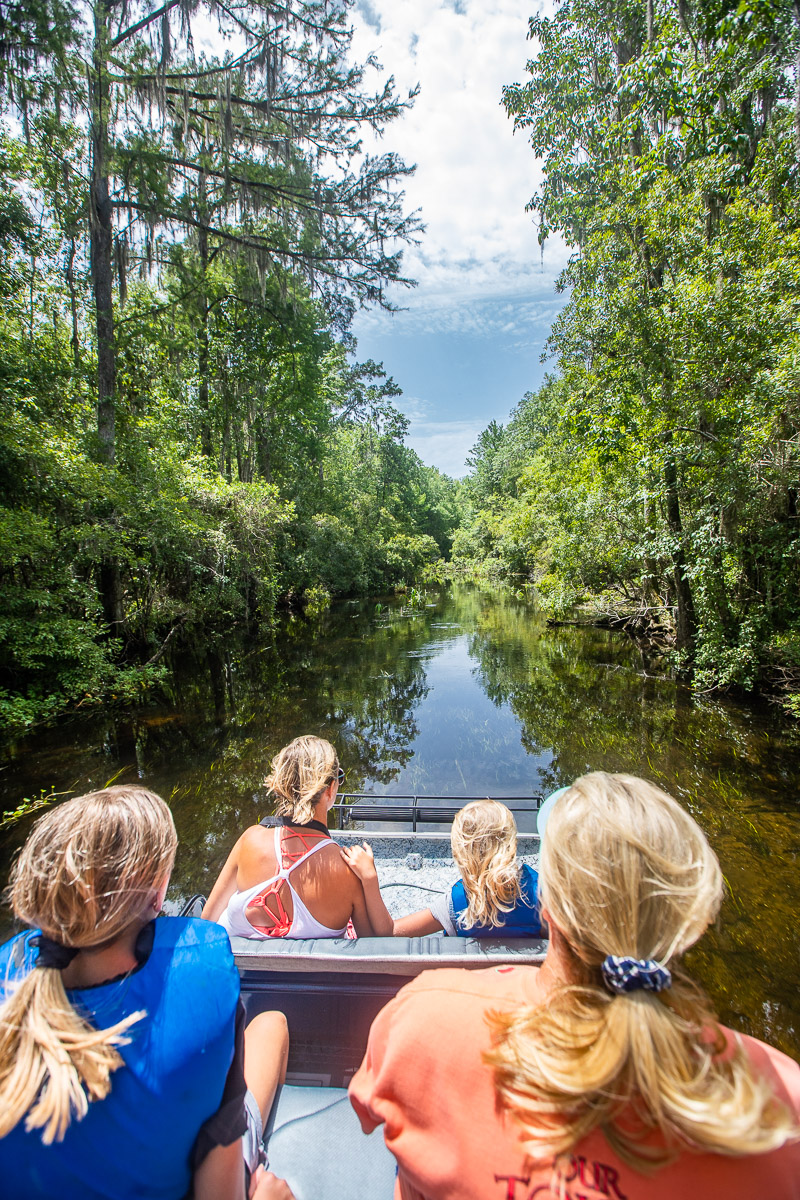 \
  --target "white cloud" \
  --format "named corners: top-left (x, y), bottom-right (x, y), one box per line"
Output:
top-left (397, 397), bottom-right (498, 479)
top-left (341, 0), bottom-right (570, 476)
top-left (355, 291), bottom-right (566, 344)
top-left (404, 417), bottom-right (488, 478)
top-left (349, 0), bottom-right (568, 327)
